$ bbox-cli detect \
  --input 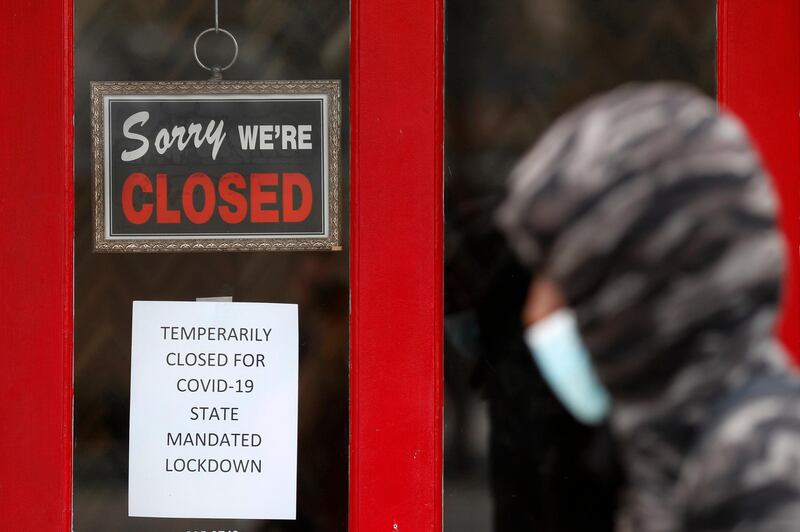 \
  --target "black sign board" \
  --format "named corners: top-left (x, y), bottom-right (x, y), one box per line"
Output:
top-left (91, 81), bottom-right (341, 251)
